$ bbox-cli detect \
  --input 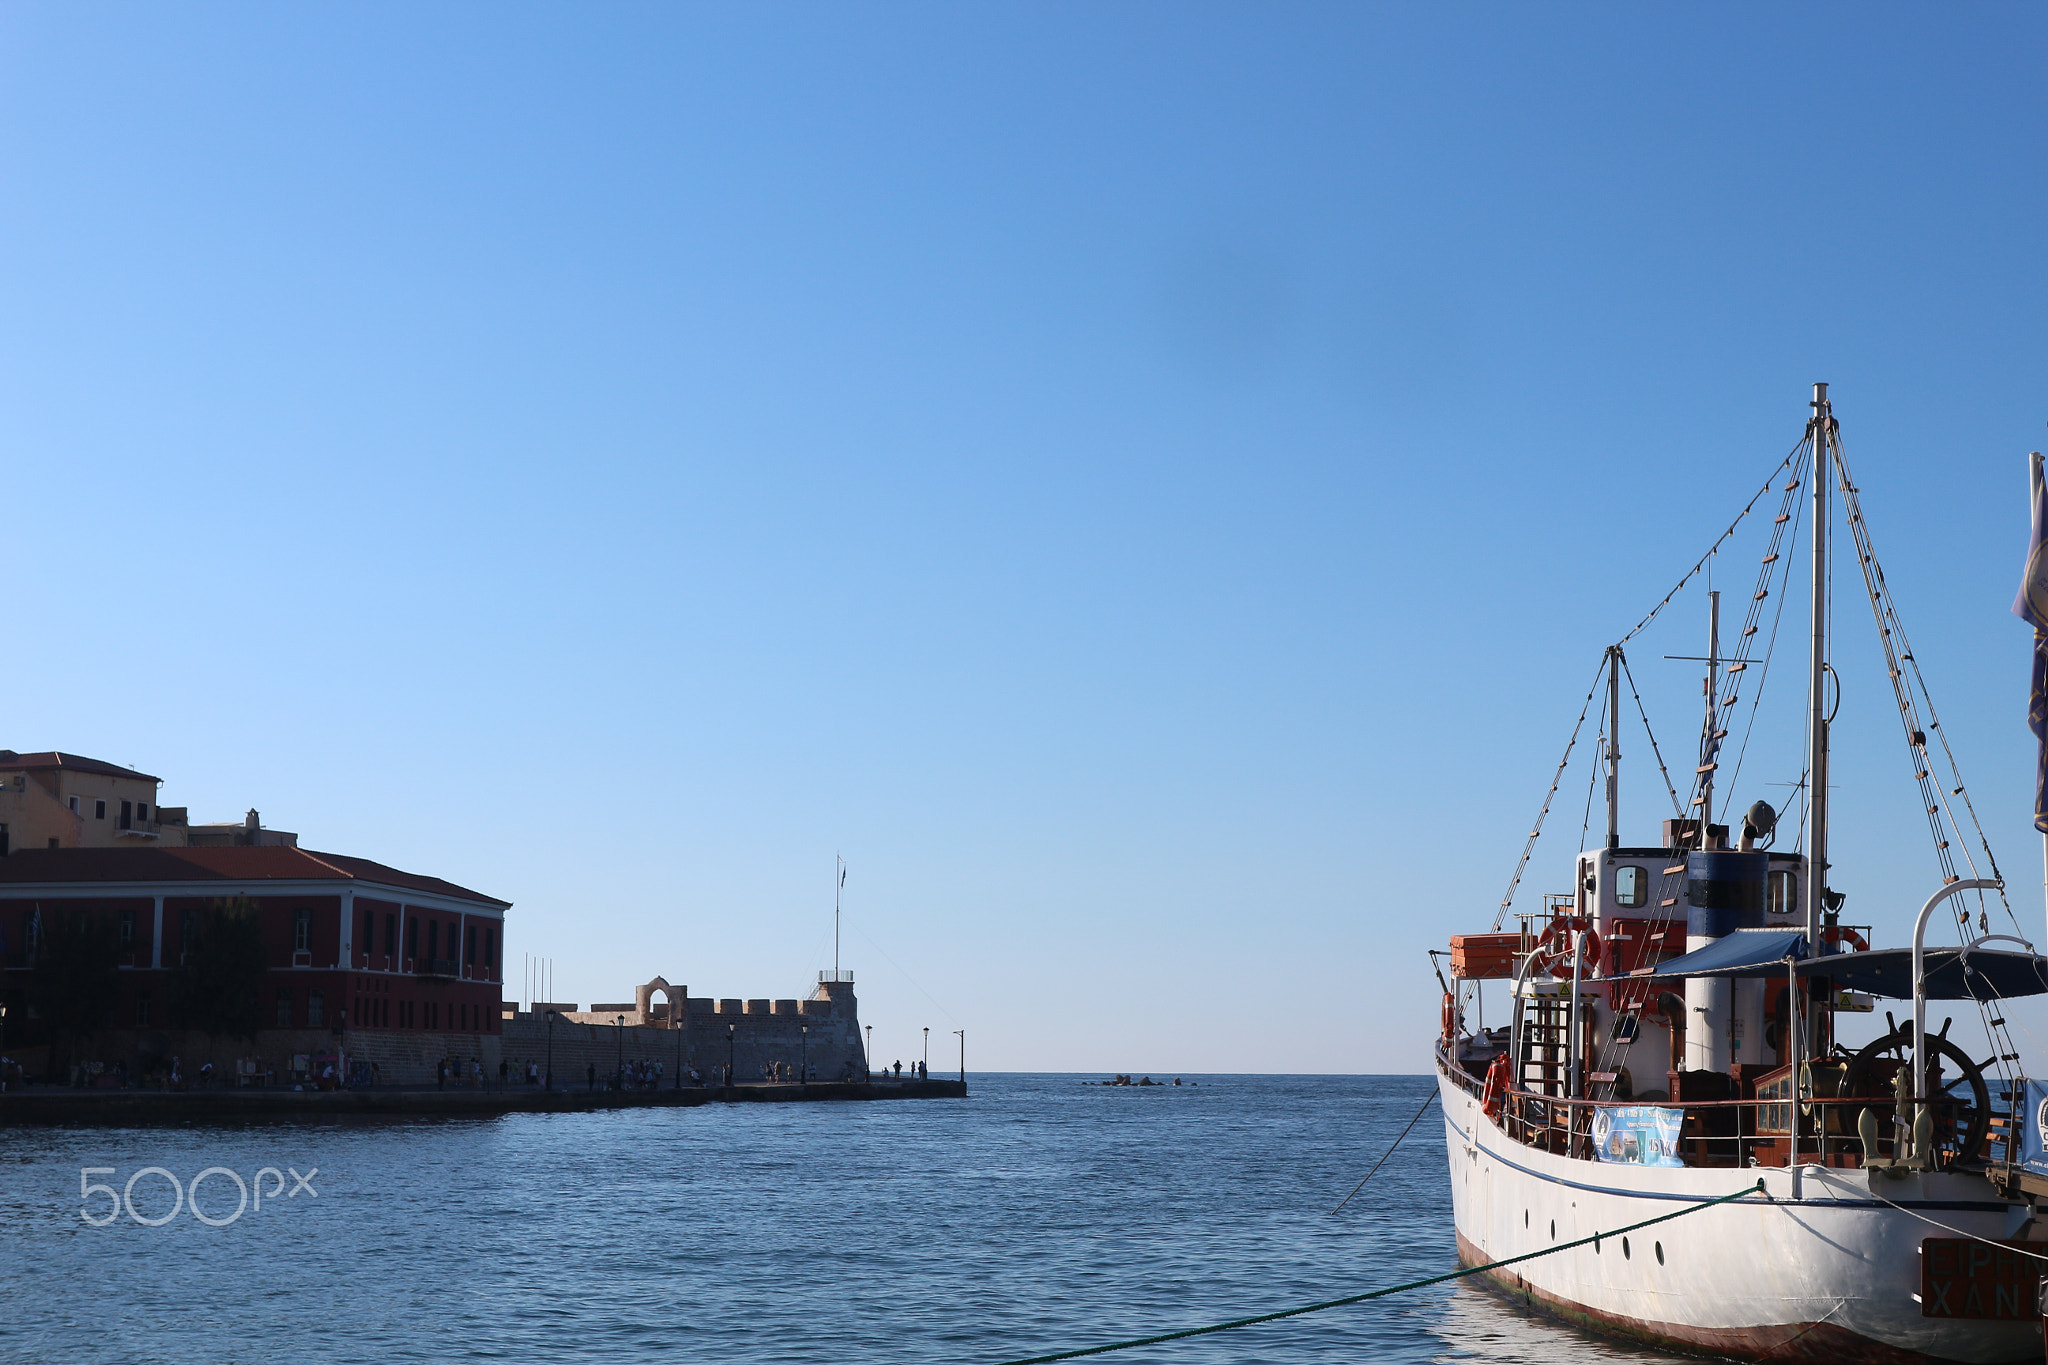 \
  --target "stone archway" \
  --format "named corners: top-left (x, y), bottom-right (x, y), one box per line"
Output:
top-left (635, 976), bottom-right (685, 1028)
